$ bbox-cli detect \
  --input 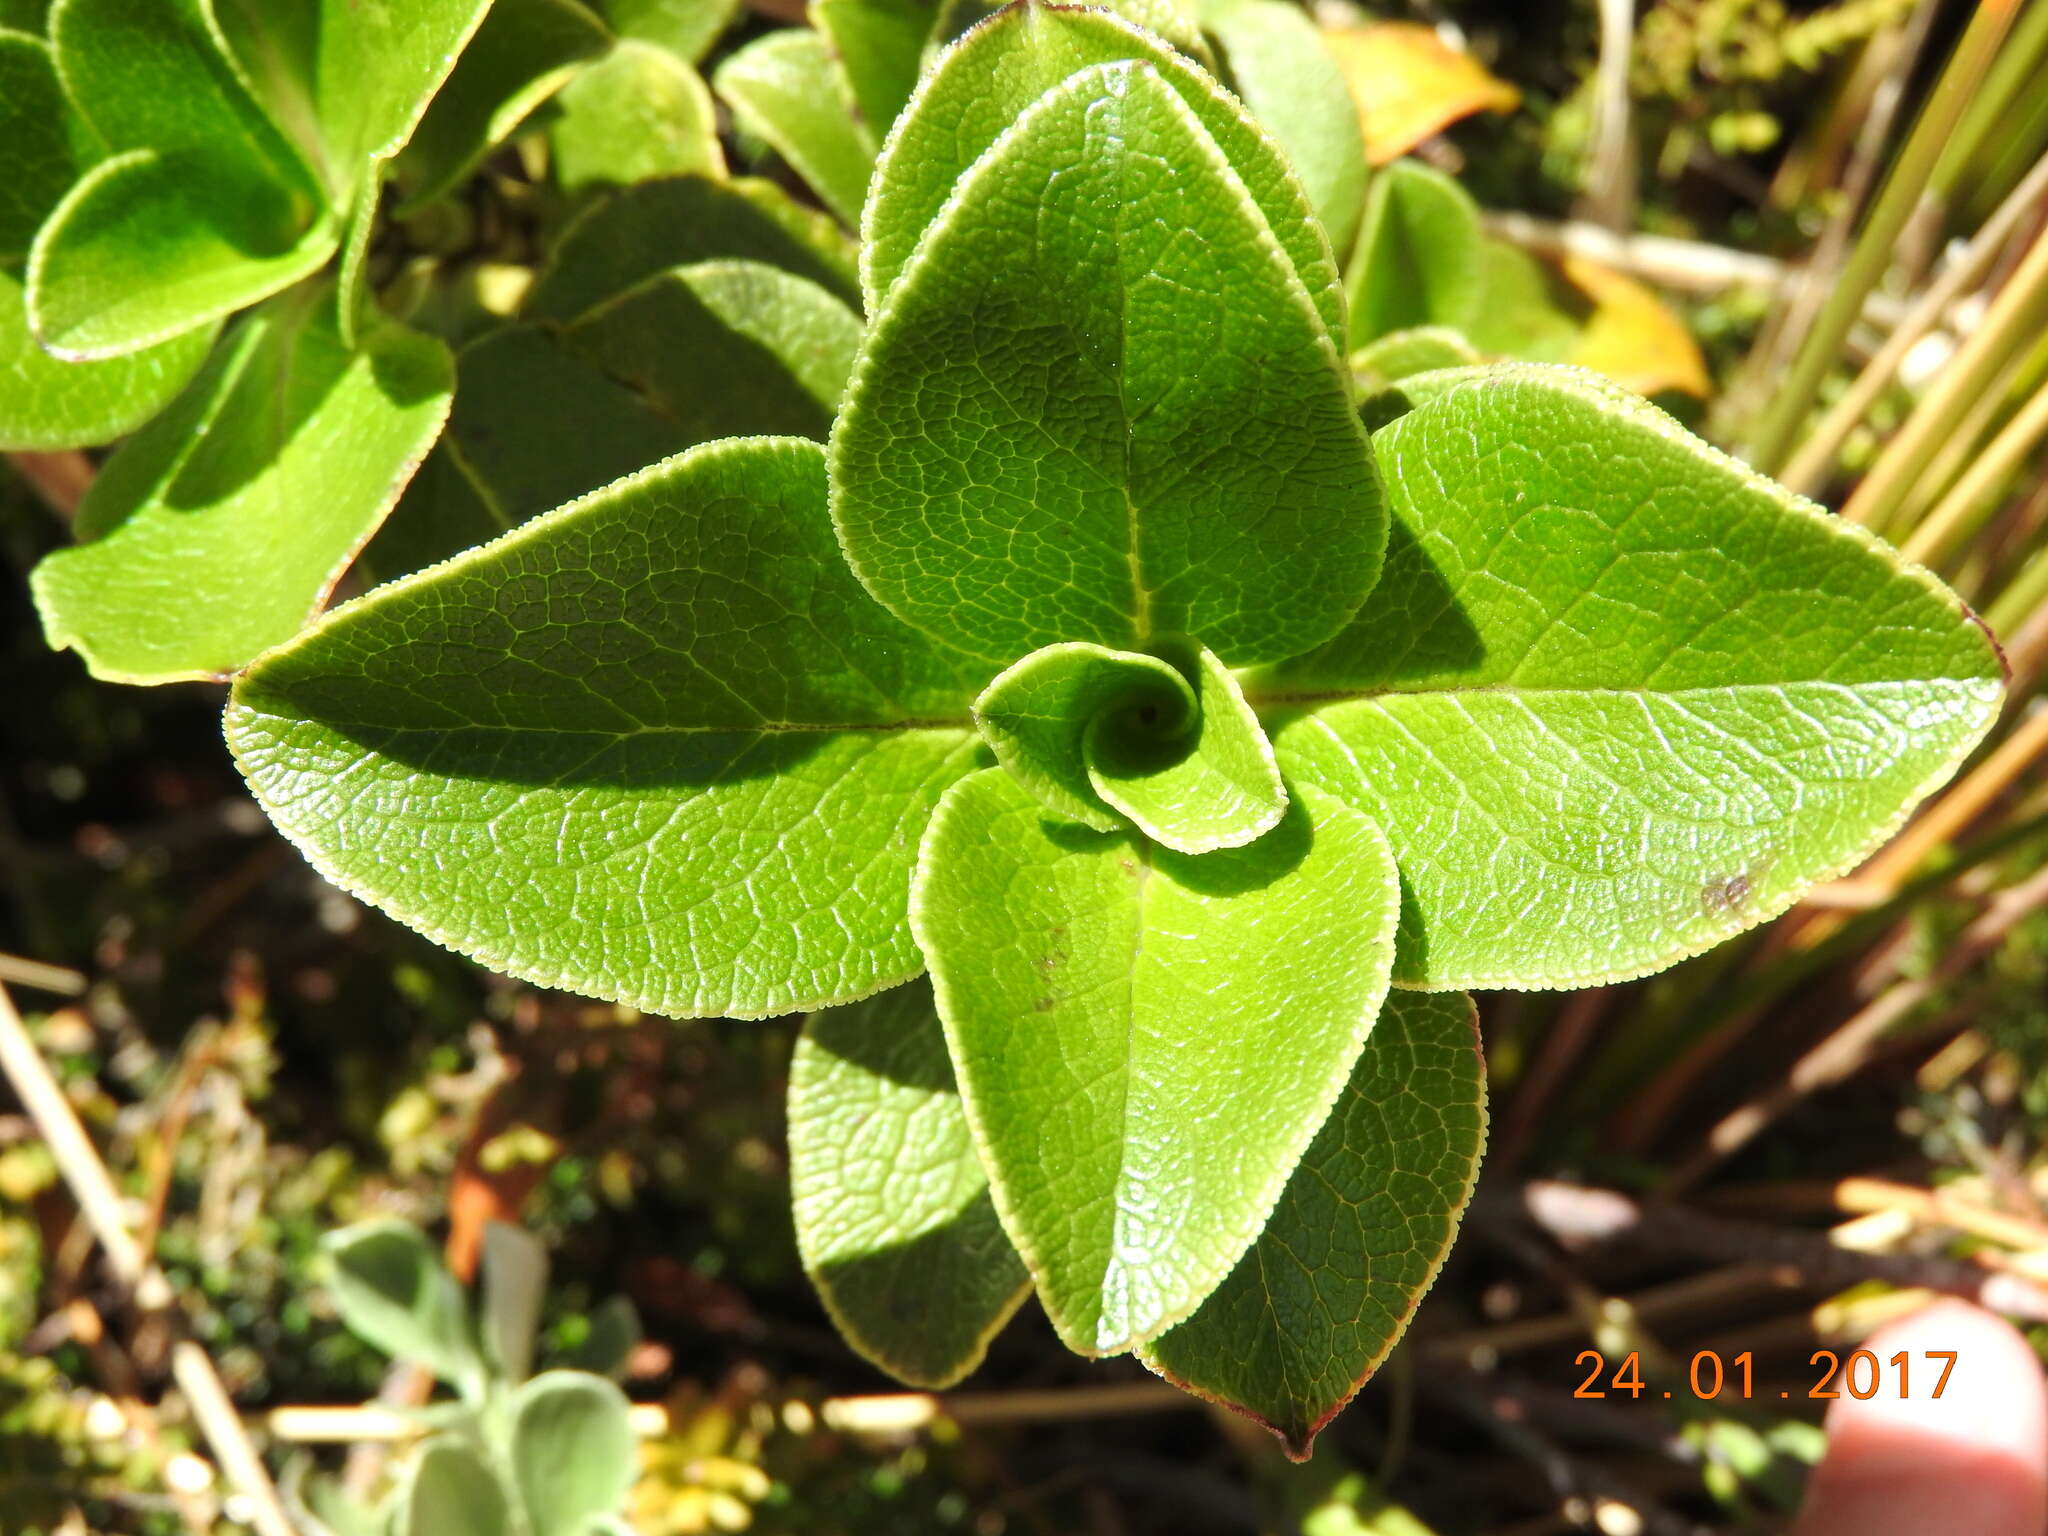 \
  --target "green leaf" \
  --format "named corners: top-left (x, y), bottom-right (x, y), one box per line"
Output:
top-left (974, 642), bottom-right (1197, 833)
top-left (1140, 990), bottom-right (1485, 1458)
top-left (445, 323), bottom-right (688, 527)
top-left (565, 261), bottom-right (860, 440)
top-left (321, 1220), bottom-right (483, 1392)
top-left (211, 0), bottom-right (496, 204)
top-left (525, 174), bottom-right (862, 321)
top-left (912, 769), bottom-right (1400, 1353)
top-left (812, 0), bottom-right (935, 138)
top-left (1260, 364), bottom-right (2005, 990)
top-left (0, 268), bottom-right (217, 449)
top-left (1350, 325), bottom-right (1480, 398)
top-left (355, 441), bottom-right (509, 584)
top-left (226, 437), bottom-right (986, 1020)
top-left (833, 60), bottom-right (1381, 667)
top-left (0, 27), bottom-right (91, 262)
top-left (480, 1222), bottom-right (549, 1384)
top-left (32, 283), bottom-right (453, 683)
top-left (713, 29), bottom-right (875, 226)
top-left (1460, 240), bottom-right (1581, 363)
top-left (550, 38), bottom-right (724, 194)
top-left (334, 158), bottom-right (381, 349)
top-left (399, 1438), bottom-right (512, 1536)
top-left (30, 0), bottom-right (333, 356)
top-left (1086, 636), bottom-right (1287, 854)
top-left (0, 29), bottom-right (214, 450)
top-left (1198, 0), bottom-right (1365, 256)
top-left (863, 0), bottom-right (1340, 344)
top-left (1344, 158), bottom-right (1485, 350)
top-left (601, 0), bottom-right (738, 62)
top-left (509, 1372), bottom-right (638, 1536)
top-left (452, 260), bottom-right (859, 523)
top-left (790, 980), bottom-right (1031, 1388)
top-left (27, 147), bottom-right (336, 360)
top-left (395, 0), bottom-right (612, 212)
